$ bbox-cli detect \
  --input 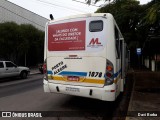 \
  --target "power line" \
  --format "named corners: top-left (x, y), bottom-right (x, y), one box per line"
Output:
top-left (34, 0), bottom-right (93, 13)
top-left (32, 0), bottom-right (81, 14)
top-left (72, 0), bottom-right (100, 7)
